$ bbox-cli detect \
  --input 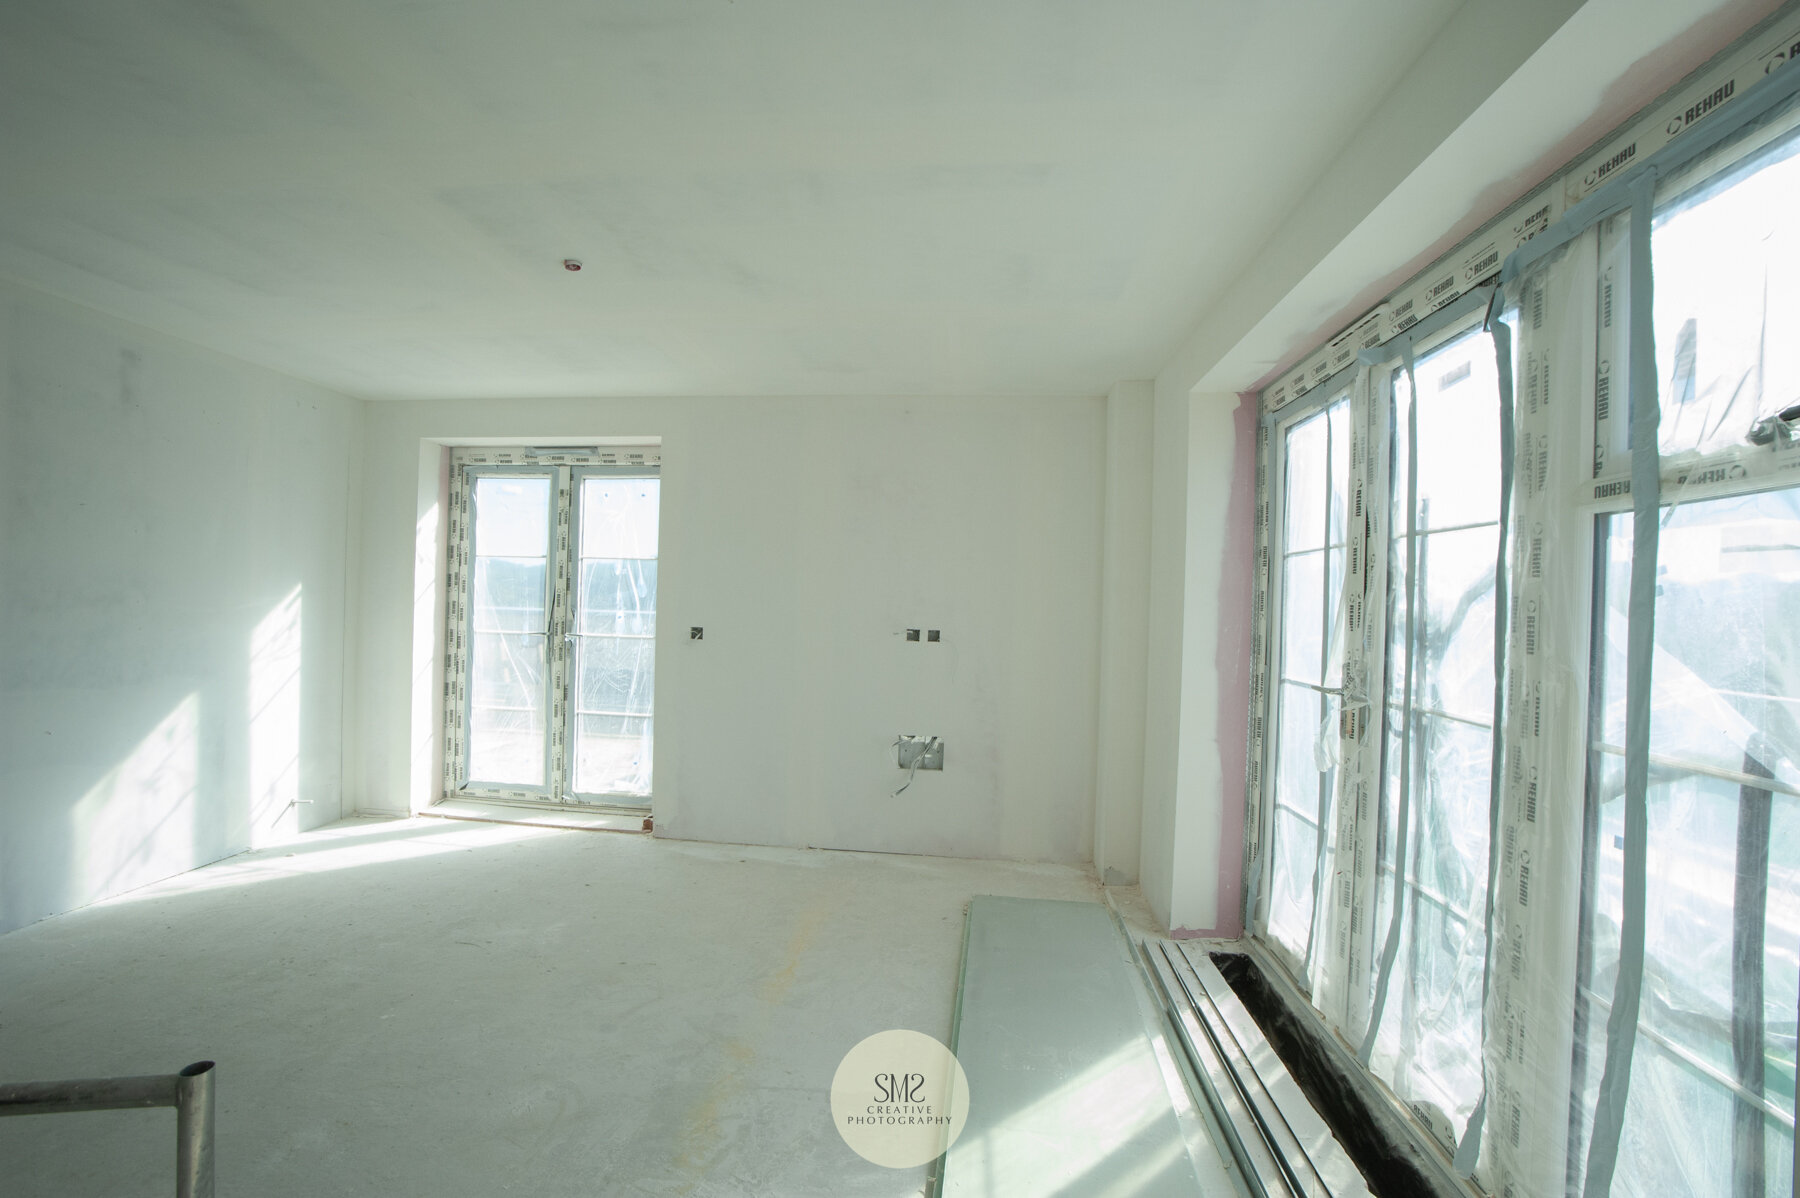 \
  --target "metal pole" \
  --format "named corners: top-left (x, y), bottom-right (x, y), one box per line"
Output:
top-left (176, 1061), bottom-right (216, 1198)
top-left (0, 1060), bottom-right (215, 1197)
